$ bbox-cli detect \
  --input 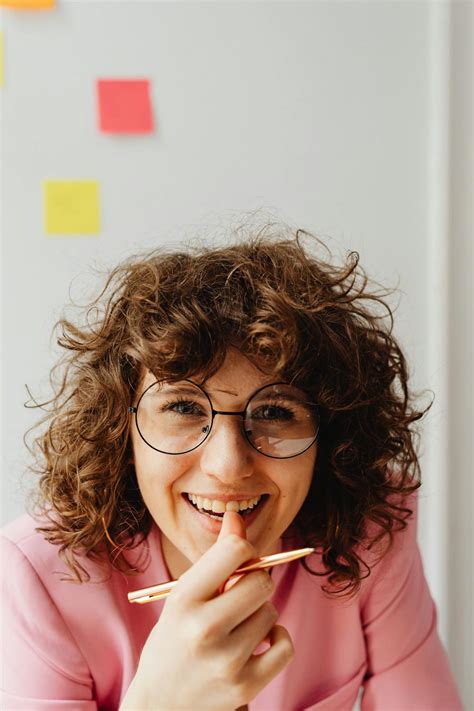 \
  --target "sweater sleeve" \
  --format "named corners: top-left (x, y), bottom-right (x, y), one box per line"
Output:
top-left (0, 534), bottom-right (97, 710)
top-left (360, 495), bottom-right (464, 710)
